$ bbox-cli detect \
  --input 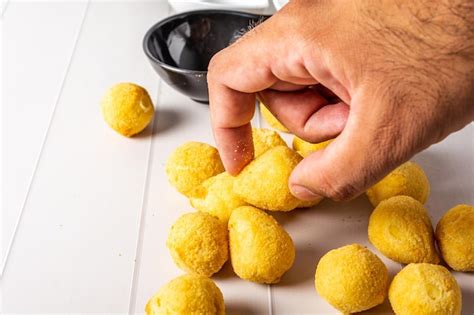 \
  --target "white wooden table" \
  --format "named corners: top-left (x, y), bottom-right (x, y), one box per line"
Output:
top-left (1, 1), bottom-right (473, 314)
